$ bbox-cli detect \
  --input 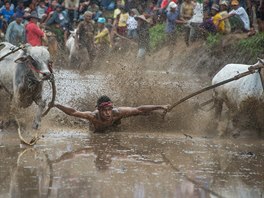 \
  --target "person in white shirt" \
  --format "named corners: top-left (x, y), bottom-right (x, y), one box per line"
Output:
top-left (126, 8), bottom-right (138, 40)
top-left (220, 0), bottom-right (250, 32)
